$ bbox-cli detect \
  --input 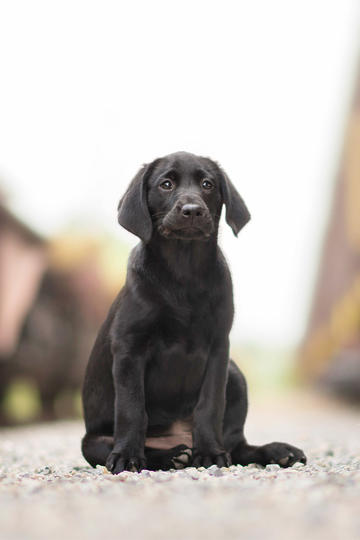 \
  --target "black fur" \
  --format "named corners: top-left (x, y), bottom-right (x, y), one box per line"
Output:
top-left (81, 151), bottom-right (306, 473)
